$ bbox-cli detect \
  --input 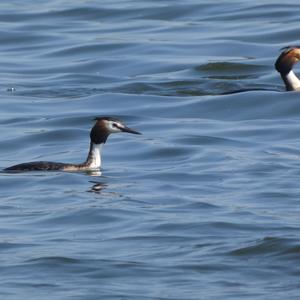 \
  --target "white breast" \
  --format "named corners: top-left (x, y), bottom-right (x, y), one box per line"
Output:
top-left (286, 70), bottom-right (300, 91)
top-left (89, 143), bottom-right (102, 169)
